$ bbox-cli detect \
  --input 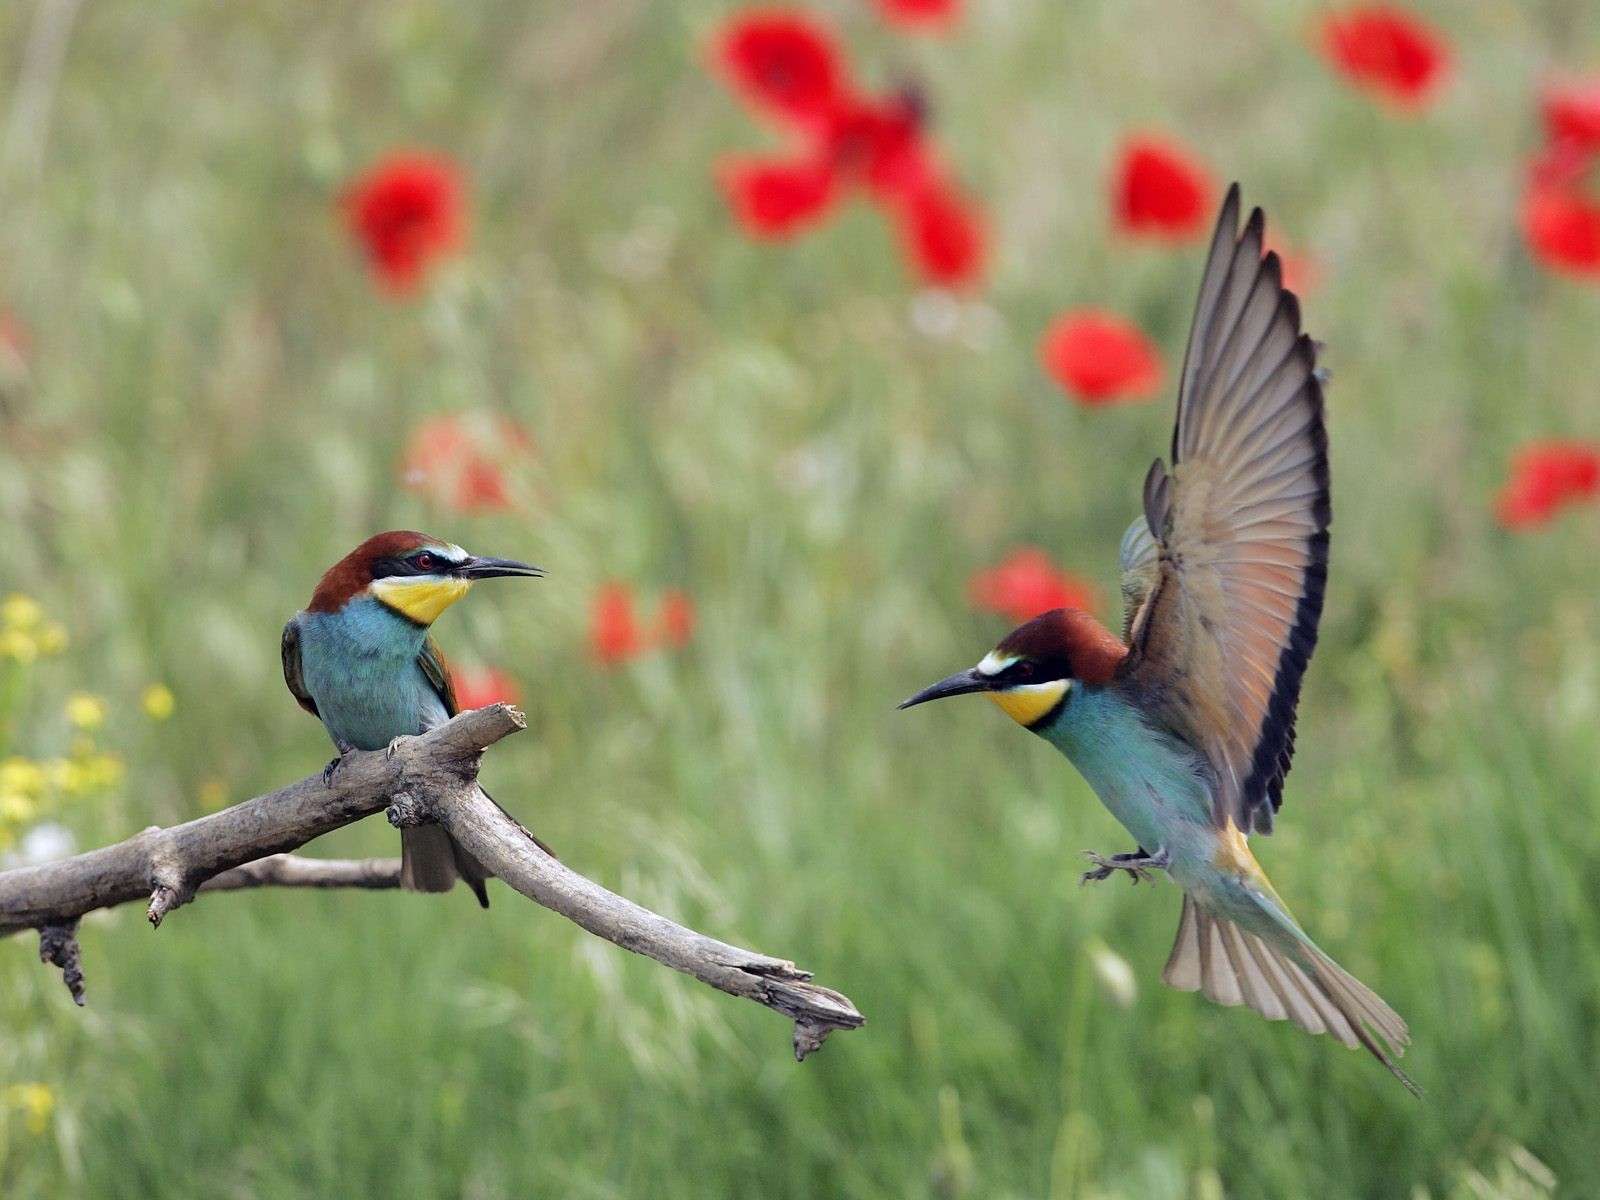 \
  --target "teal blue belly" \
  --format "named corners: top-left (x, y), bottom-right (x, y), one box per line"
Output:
top-left (293, 602), bottom-right (449, 751)
top-left (1035, 685), bottom-right (1216, 864)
